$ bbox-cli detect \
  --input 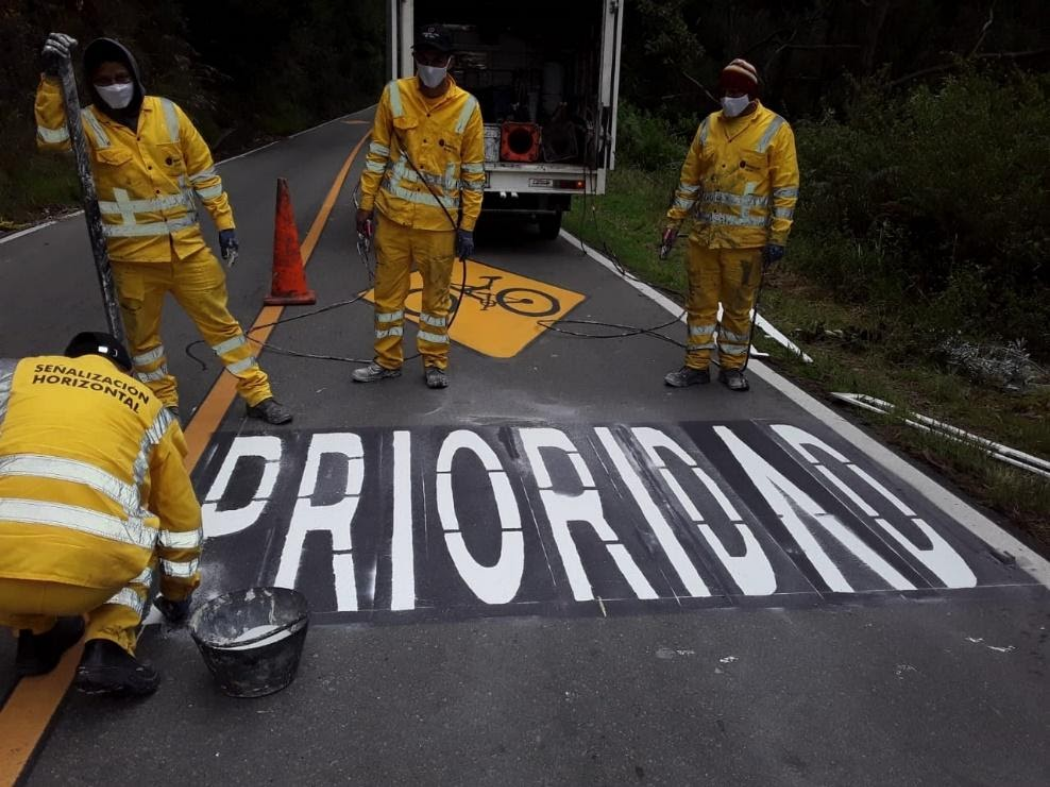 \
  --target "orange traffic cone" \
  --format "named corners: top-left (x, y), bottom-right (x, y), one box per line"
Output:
top-left (265, 178), bottom-right (316, 306)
